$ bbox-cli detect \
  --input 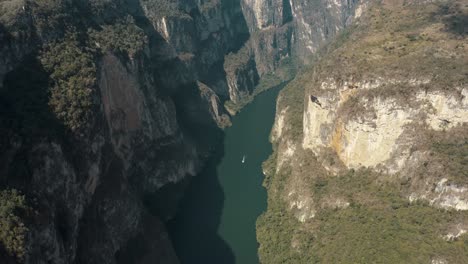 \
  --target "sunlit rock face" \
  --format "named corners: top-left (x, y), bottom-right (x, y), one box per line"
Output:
top-left (303, 78), bottom-right (468, 172)
top-left (301, 77), bottom-right (468, 213)
top-left (420, 90), bottom-right (468, 131)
